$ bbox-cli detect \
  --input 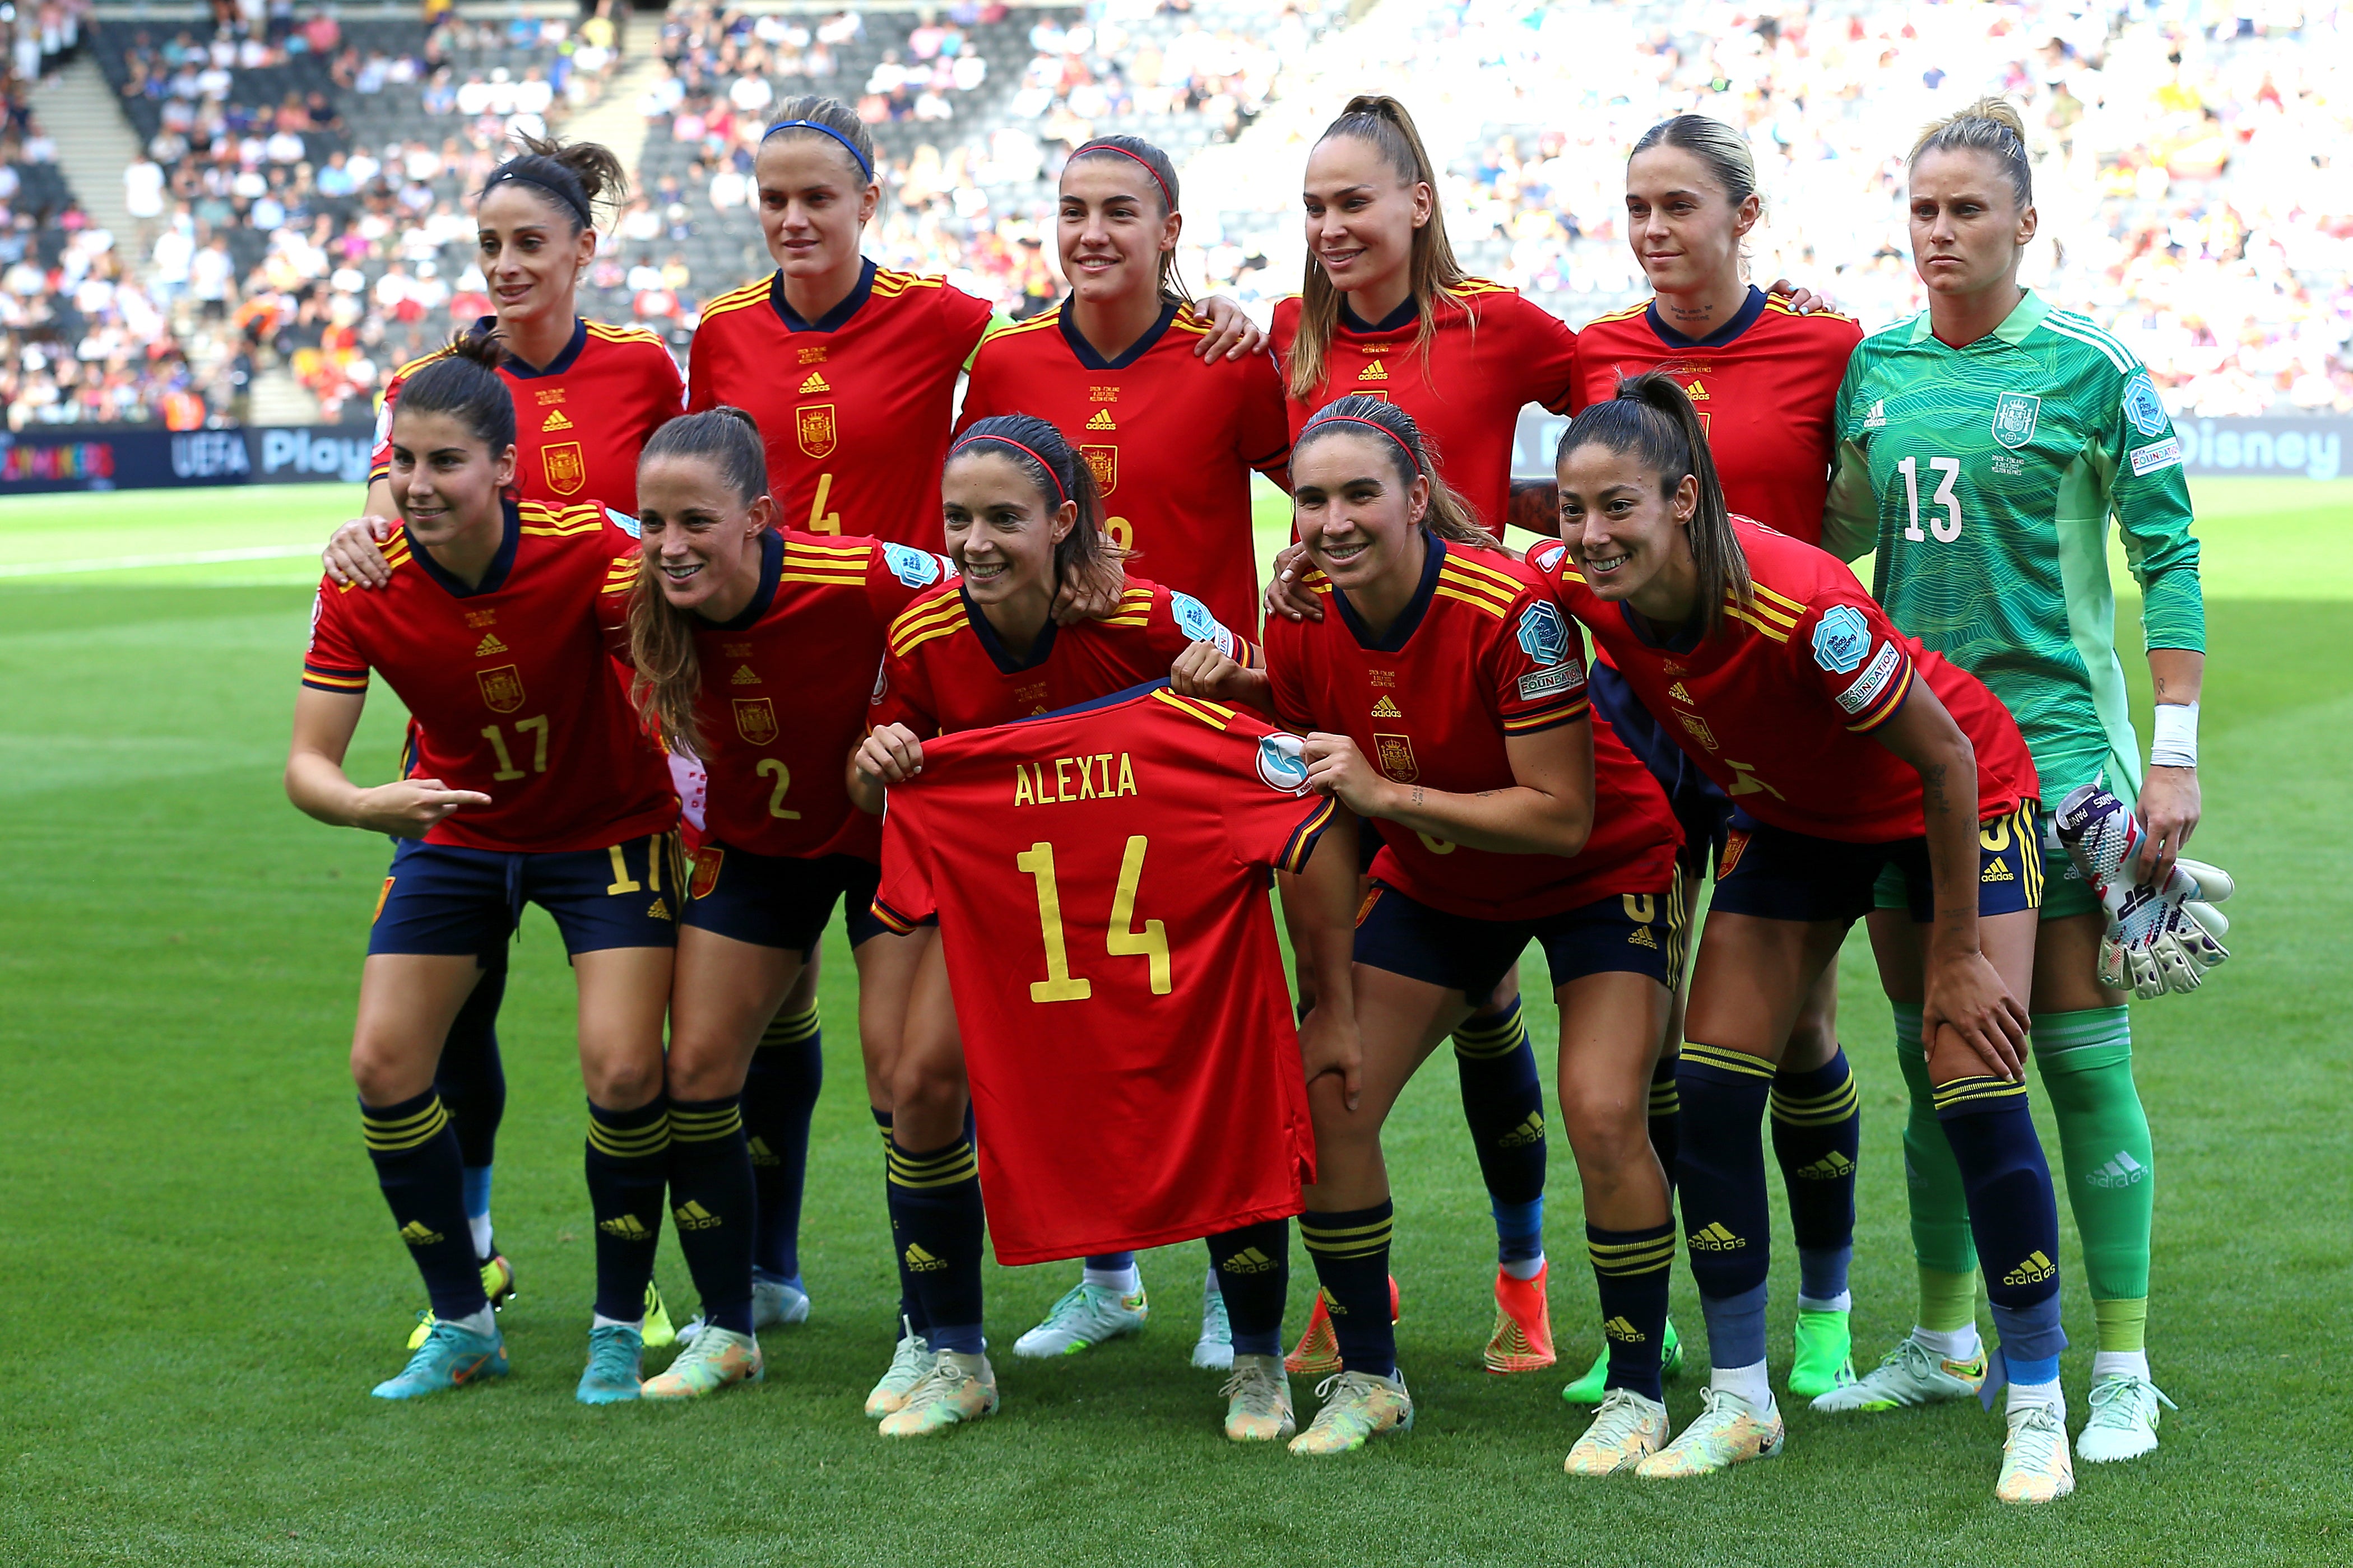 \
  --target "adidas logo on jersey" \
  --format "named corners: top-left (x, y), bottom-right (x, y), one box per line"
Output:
top-left (1358, 358), bottom-right (1389, 382)
top-left (1087, 408), bottom-right (1116, 430)
top-left (1688, 1222), bottom-right (1746, 1251)
top-left (748, 1136), bottom-right (779, 1168)
top-left (904, 1244), bottom-right (947, 1272)
top-left (731, 664), bottom-right (762, 685)
top-left (2087, 1151), bottom-right (2147, 1188)
top-left (800, 371), bottom-right (831, 393)
top-left (2002, 1249), bottom-right (2057, 1287)
top-left (1603, 1315), bottom-right (1647, 1343)
top-left (1371, 695), bottom-right (1402, 718)
top-left (1667, 681), bottom-right (1693, 703)
top-left (1795, 1151), bottom-right (1855, 1181)
top-left (598, 1215), bottom-right (653, 1241)
top-left (474, 632), bottom-right (508, 656)
top-left (542, 409), bottom-right (573, 431)
top-left (1220, 1248), bottom-right (1278, 1274)
top-left (1627, 925), bottom-right (1658, 950)
top-left (1684, 380), bottom-right (1709, 401)
top-left (672, 1201), bottom-right (721, 1231)
top-left (398, 1220), bottom-right (444, 1248)
top-left (1496, 1111), bottom-right (1544, 1149)
top-left (1864, 400), bottom-right (1887, 429)
top-left (1982, 857), bottom-right (2015, 883)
